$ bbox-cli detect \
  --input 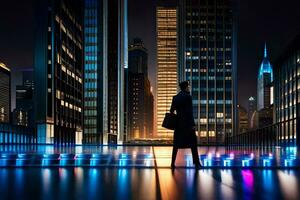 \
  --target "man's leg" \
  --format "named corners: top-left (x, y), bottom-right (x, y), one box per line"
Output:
top-left (171, 147), bottom-right (178, 167)
top-left (191, 145), bottom-right (200, 165)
